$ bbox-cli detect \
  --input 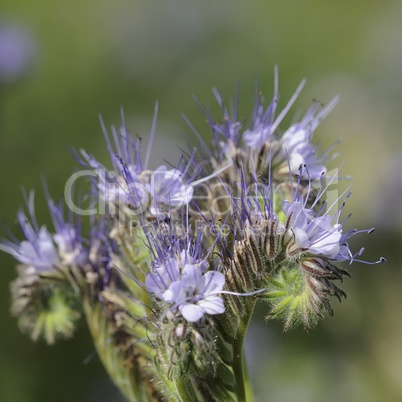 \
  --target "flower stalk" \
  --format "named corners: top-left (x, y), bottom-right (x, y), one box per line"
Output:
top-left (232, 298), bottom-right (256, 402)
